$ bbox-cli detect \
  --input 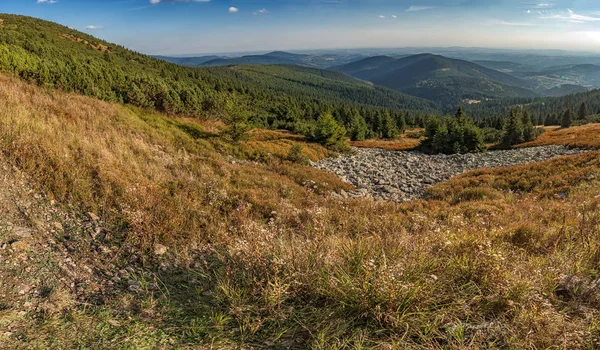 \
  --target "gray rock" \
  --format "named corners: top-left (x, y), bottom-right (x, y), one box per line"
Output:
top-left (313, 146), bottom-right (587, 202)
